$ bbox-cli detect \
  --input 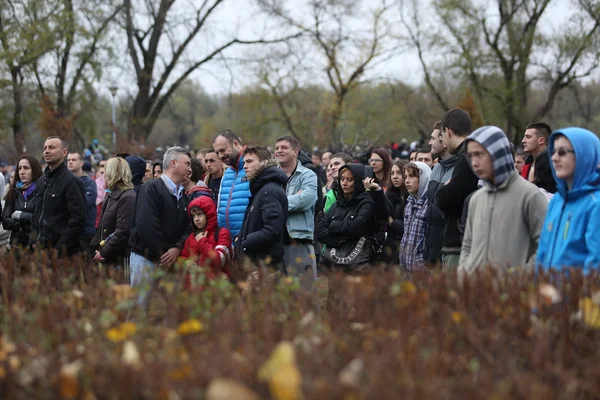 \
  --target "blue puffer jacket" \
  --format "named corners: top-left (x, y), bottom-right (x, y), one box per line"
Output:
top-left (217, 155), bottom-right (250, 238)
top-left (536, 127), bottom-right (600, 273)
